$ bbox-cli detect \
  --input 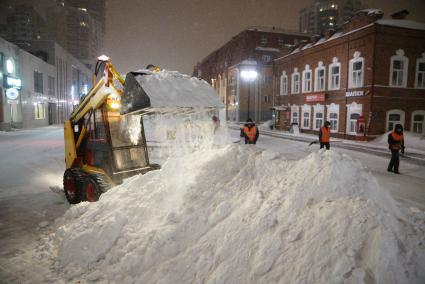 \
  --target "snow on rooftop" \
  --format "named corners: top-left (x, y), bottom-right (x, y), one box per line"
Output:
top-left (301, 43), bottom-right (312, 50)
top-left (255, 46), bottom-right (281, 52)
top-left (133, 70), bottom-right (224, 109)
top-left (240, 59), bottom-right (258, 65)
top-left (290, 47), bottom-right (301, 54)
top-left (376, 19), bottom-right (425, 31)
top-left (359, 9), bottom-right (383, 16)
top-left (313, 37), bottom-right (326, 46)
